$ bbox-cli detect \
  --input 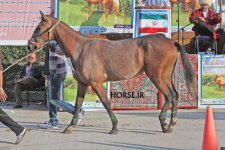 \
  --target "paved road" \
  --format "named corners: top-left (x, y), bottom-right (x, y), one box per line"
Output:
top-left (0, 103), bottom-right (225, 150)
